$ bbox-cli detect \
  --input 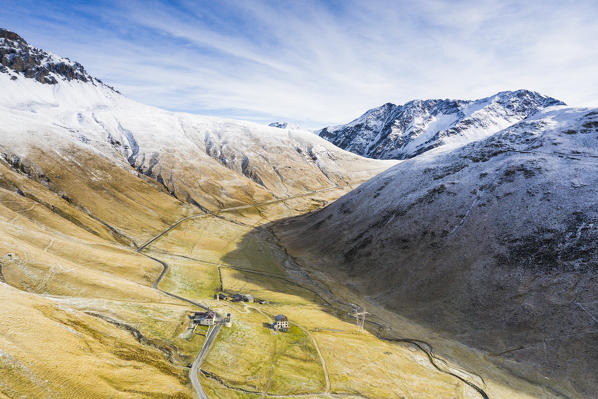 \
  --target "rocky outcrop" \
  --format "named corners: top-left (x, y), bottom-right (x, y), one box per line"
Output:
top-left (0, 28), bottom-right (117, 90)
top-left (268, 121), bottom-right (289, 129)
